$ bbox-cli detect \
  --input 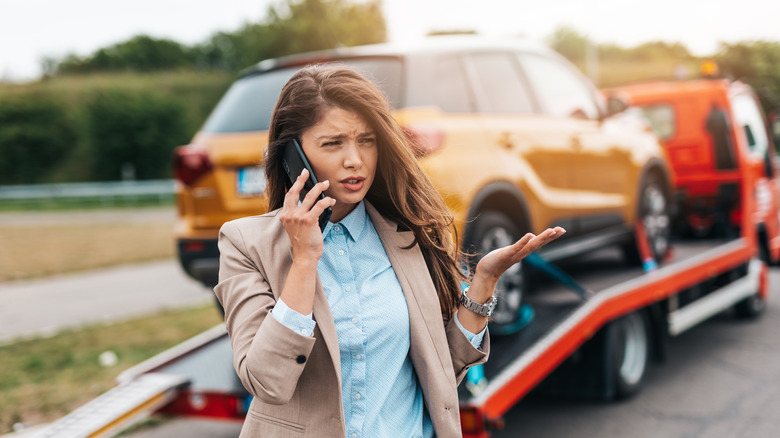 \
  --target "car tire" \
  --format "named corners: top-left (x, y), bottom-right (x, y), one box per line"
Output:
top-left (465, 211), bottom-right (526, 329)
top-left (607, 311), bottom-right (650, 399)
top-left (624, 175), bottom-right (671, 265)
top-left (735, 256), bottom-right (767, 319)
